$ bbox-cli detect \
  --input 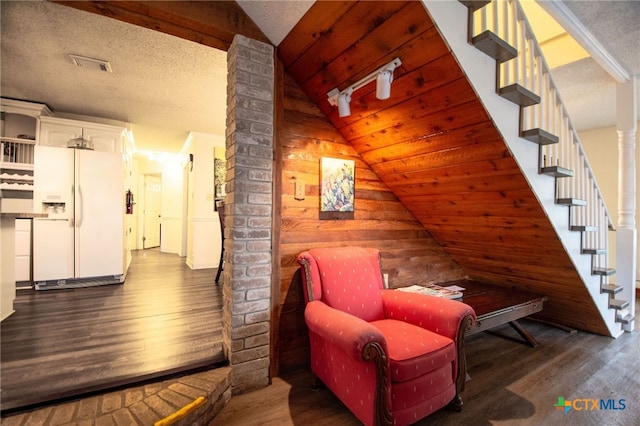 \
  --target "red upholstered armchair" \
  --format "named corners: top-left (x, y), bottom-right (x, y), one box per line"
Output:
top-left (297, 247), bottom-right (476, 426)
